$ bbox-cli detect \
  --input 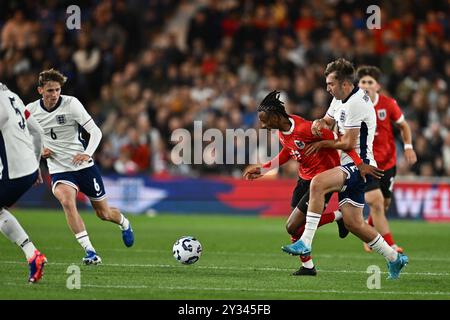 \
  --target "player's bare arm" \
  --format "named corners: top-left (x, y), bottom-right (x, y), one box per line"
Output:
top-left (304, 127), bottom-right (360, 155)
top-left (311, 115), bottom-right (335, 136)
top-left (305, 128), bottom-right (383, 180)
top-left (396, 120), bottom-right (417, 165)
